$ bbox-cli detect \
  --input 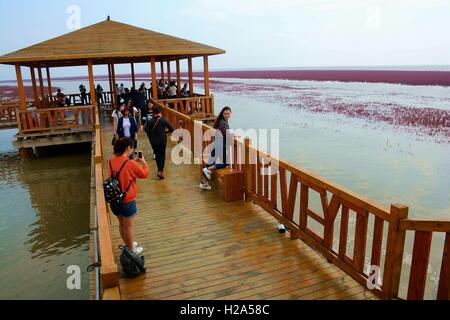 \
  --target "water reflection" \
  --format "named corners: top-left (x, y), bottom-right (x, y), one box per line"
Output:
top-left (0, 129), bottom-right (91, 300)
top-left (18, 152), bottom-right (91, 259)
